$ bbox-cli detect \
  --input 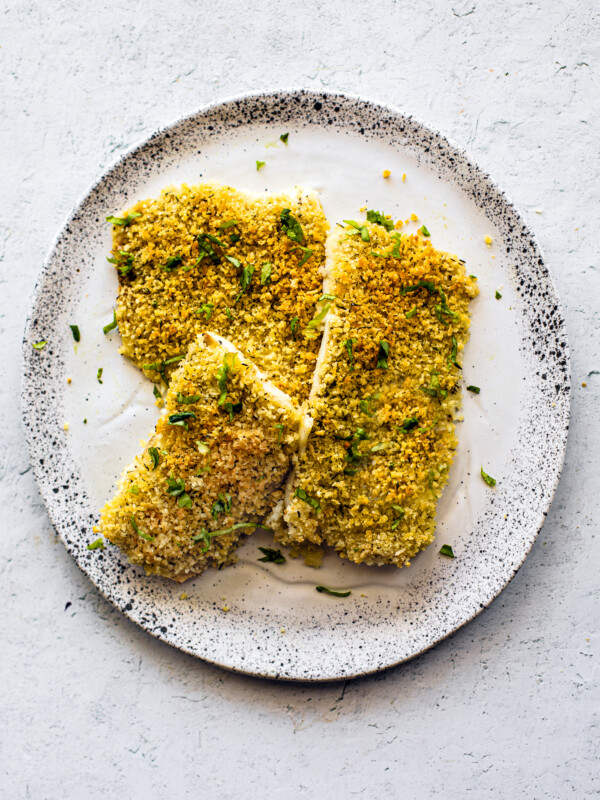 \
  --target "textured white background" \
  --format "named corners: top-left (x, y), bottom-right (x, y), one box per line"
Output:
top-left (2, 1), bottom-right (599, 797)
